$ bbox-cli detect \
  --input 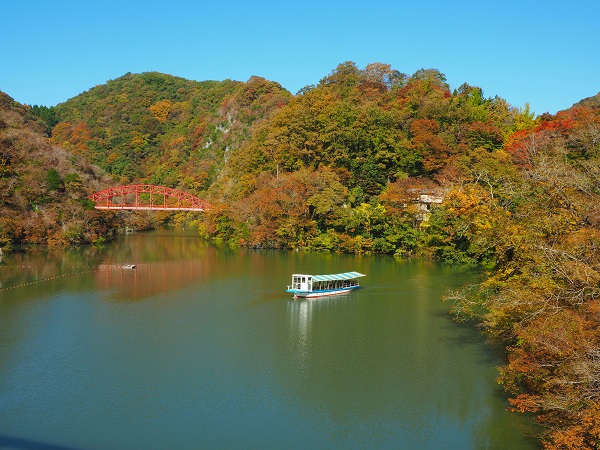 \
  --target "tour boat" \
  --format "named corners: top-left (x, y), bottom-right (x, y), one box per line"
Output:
top-left (122, 264), bottom-right (136, 269)
top-left (286, 271), bottom-right (365, 298)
